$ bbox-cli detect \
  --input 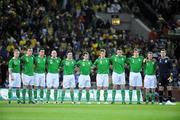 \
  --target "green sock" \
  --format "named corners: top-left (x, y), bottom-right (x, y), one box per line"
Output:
top-left (121, 89), bottom-right (125, 102)
top-left (61, 91), bottom-right (65, 102)
top-left (16, 89), bottom-right (20, 100)
top-left (137, 90), bottom-right (141, 103)
top-left (112, 89), bottom-right (116, 102)
top-left (86, 91), bottom-right (90, 102)
top-left (8, 88), bottom-right (12, 101)
top-left (40, 89), bottom-right (44, 100)
top-left (151, 93), bottom-right (155, 103)
top-left (34, 89), bottom-right (37, 100)
top-left (96, 90), bottom-right (100, 102)
top-left (104, 90), bottom-right (108, 102)
top-left (129, 90), bottom-right (132, 103)
top-left (54, 89), bottom-right (58, 101)
top-left (28, 89), bottom-right (32, 102)
top-left (146, 93), bottom-right (150, 103)
top-left (78, 90), bottom-right (82, 102)
top-left (70, 91), bottom-right (74, 102)
top-left (46, 89), bottom-right (51, 102)
top-left (22, 89), bottom-right (26, 102)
